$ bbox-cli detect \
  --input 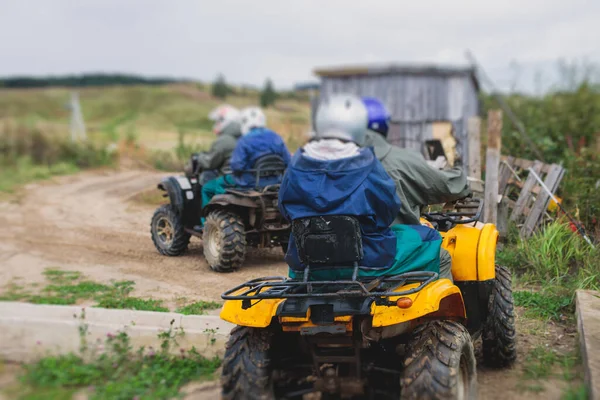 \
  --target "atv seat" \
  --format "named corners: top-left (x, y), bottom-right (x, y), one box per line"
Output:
top-left (292, 215), bottom-right (363, 282)
top-left (234, 154), bottom-right (286, 189)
